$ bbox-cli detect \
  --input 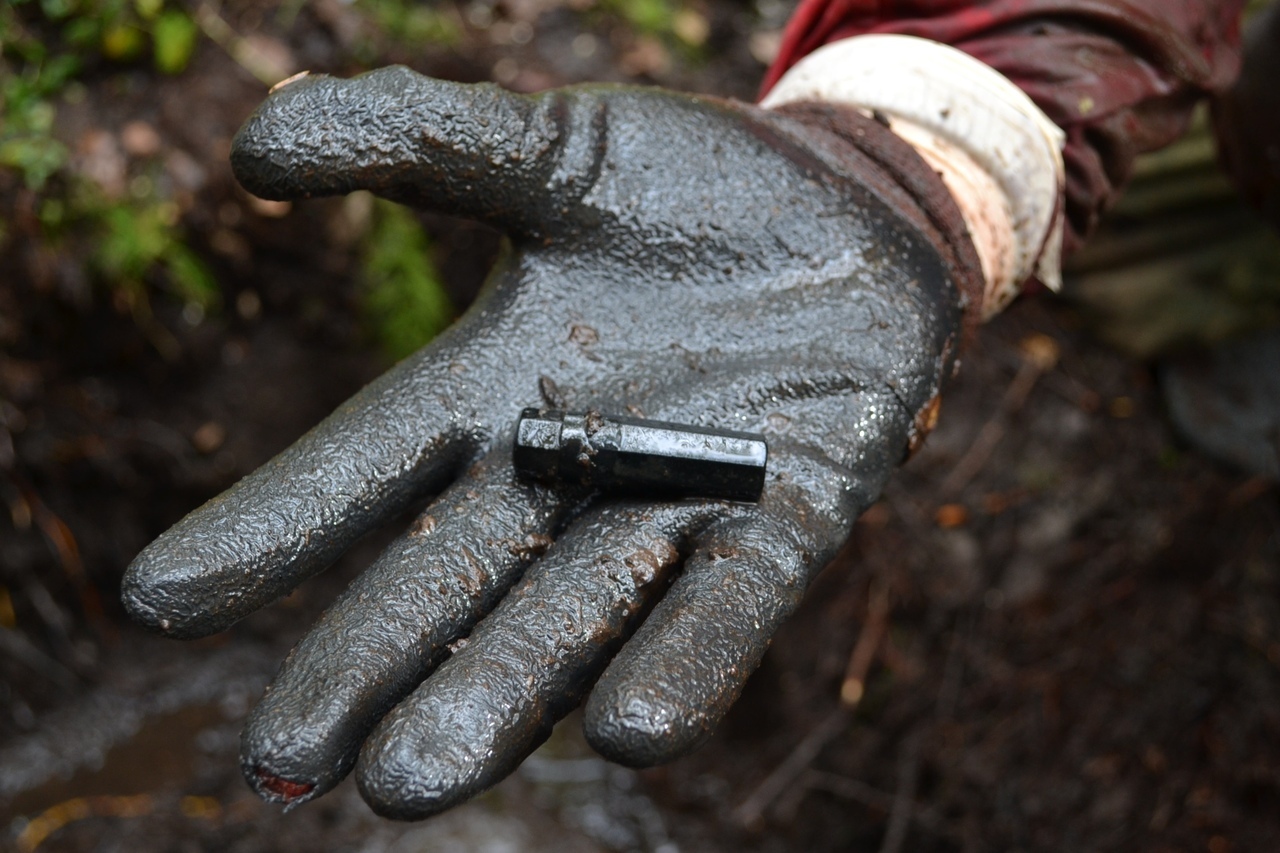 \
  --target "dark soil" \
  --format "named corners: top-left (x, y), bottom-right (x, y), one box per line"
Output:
top-left (3, 2), bottom-right (1278, 851)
